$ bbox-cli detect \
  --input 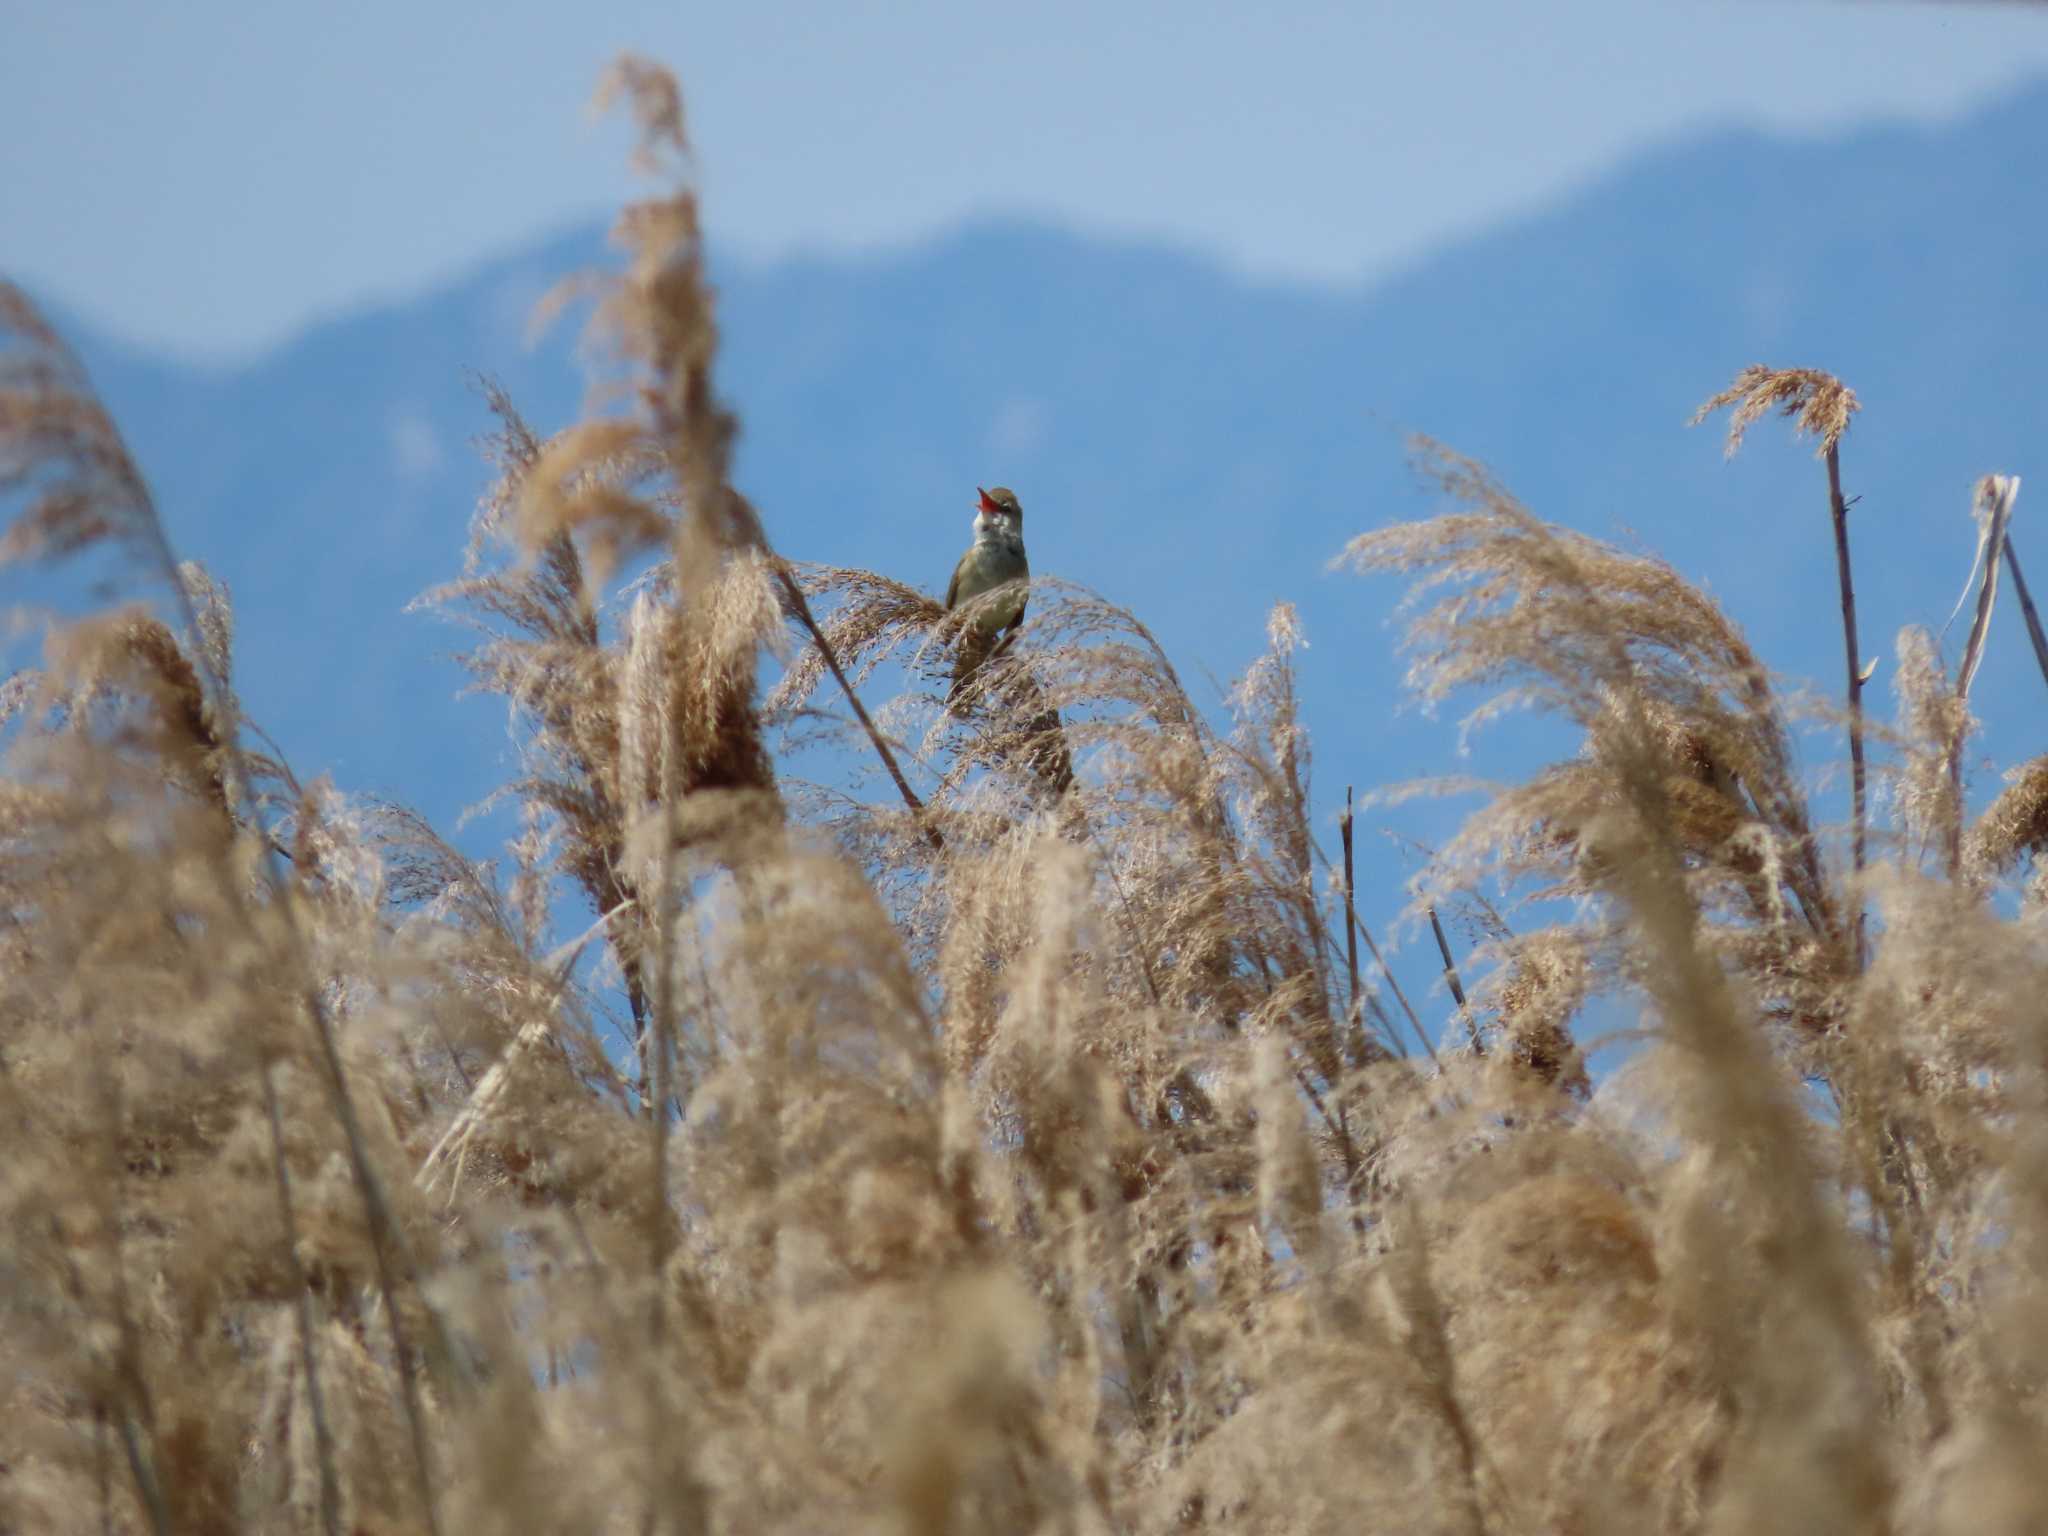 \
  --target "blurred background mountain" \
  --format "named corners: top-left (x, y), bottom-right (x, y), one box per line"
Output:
top-left (31, 78), bottom-right (2048, 892)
